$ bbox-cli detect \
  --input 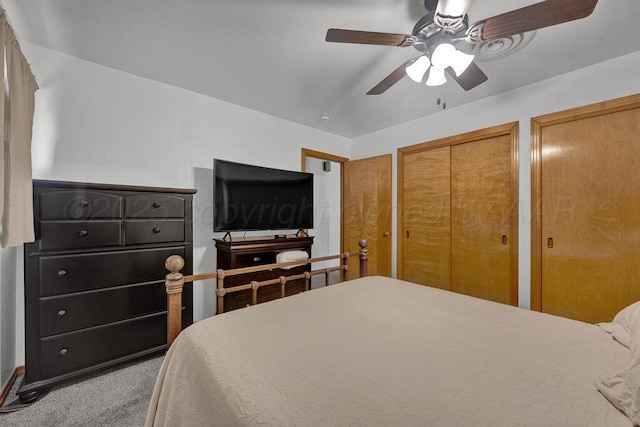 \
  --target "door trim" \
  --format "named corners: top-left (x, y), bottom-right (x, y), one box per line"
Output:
top-left (530, 93), bottom-right (640, 312)
top-left (301, 148), bottom-right (348, 257)
top-left (397, 122), bottom-right (519, 306)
